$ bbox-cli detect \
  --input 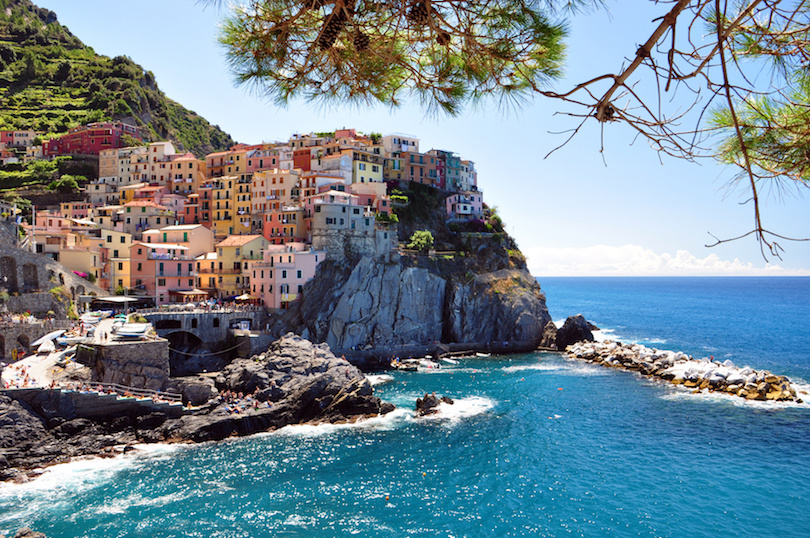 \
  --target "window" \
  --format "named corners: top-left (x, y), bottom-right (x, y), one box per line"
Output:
top-left (282, 270), bottom-right (287, 278)
top-left (118, 262), bottom-right (123, 270)
top-left (106, 235), bottom-right (112, 243)
top-left (297, 270), bottom-right (302, 279)
top-left (189, 279), bottom-right (194, 286)
top-left (113, 250), bottom-right (119, 258)
top-left (120, 236), bottom-right (126, 243)
top-left (315, 205), bottom-right (321, 213)
top-left (158, 278), bottom-right (166, 286)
